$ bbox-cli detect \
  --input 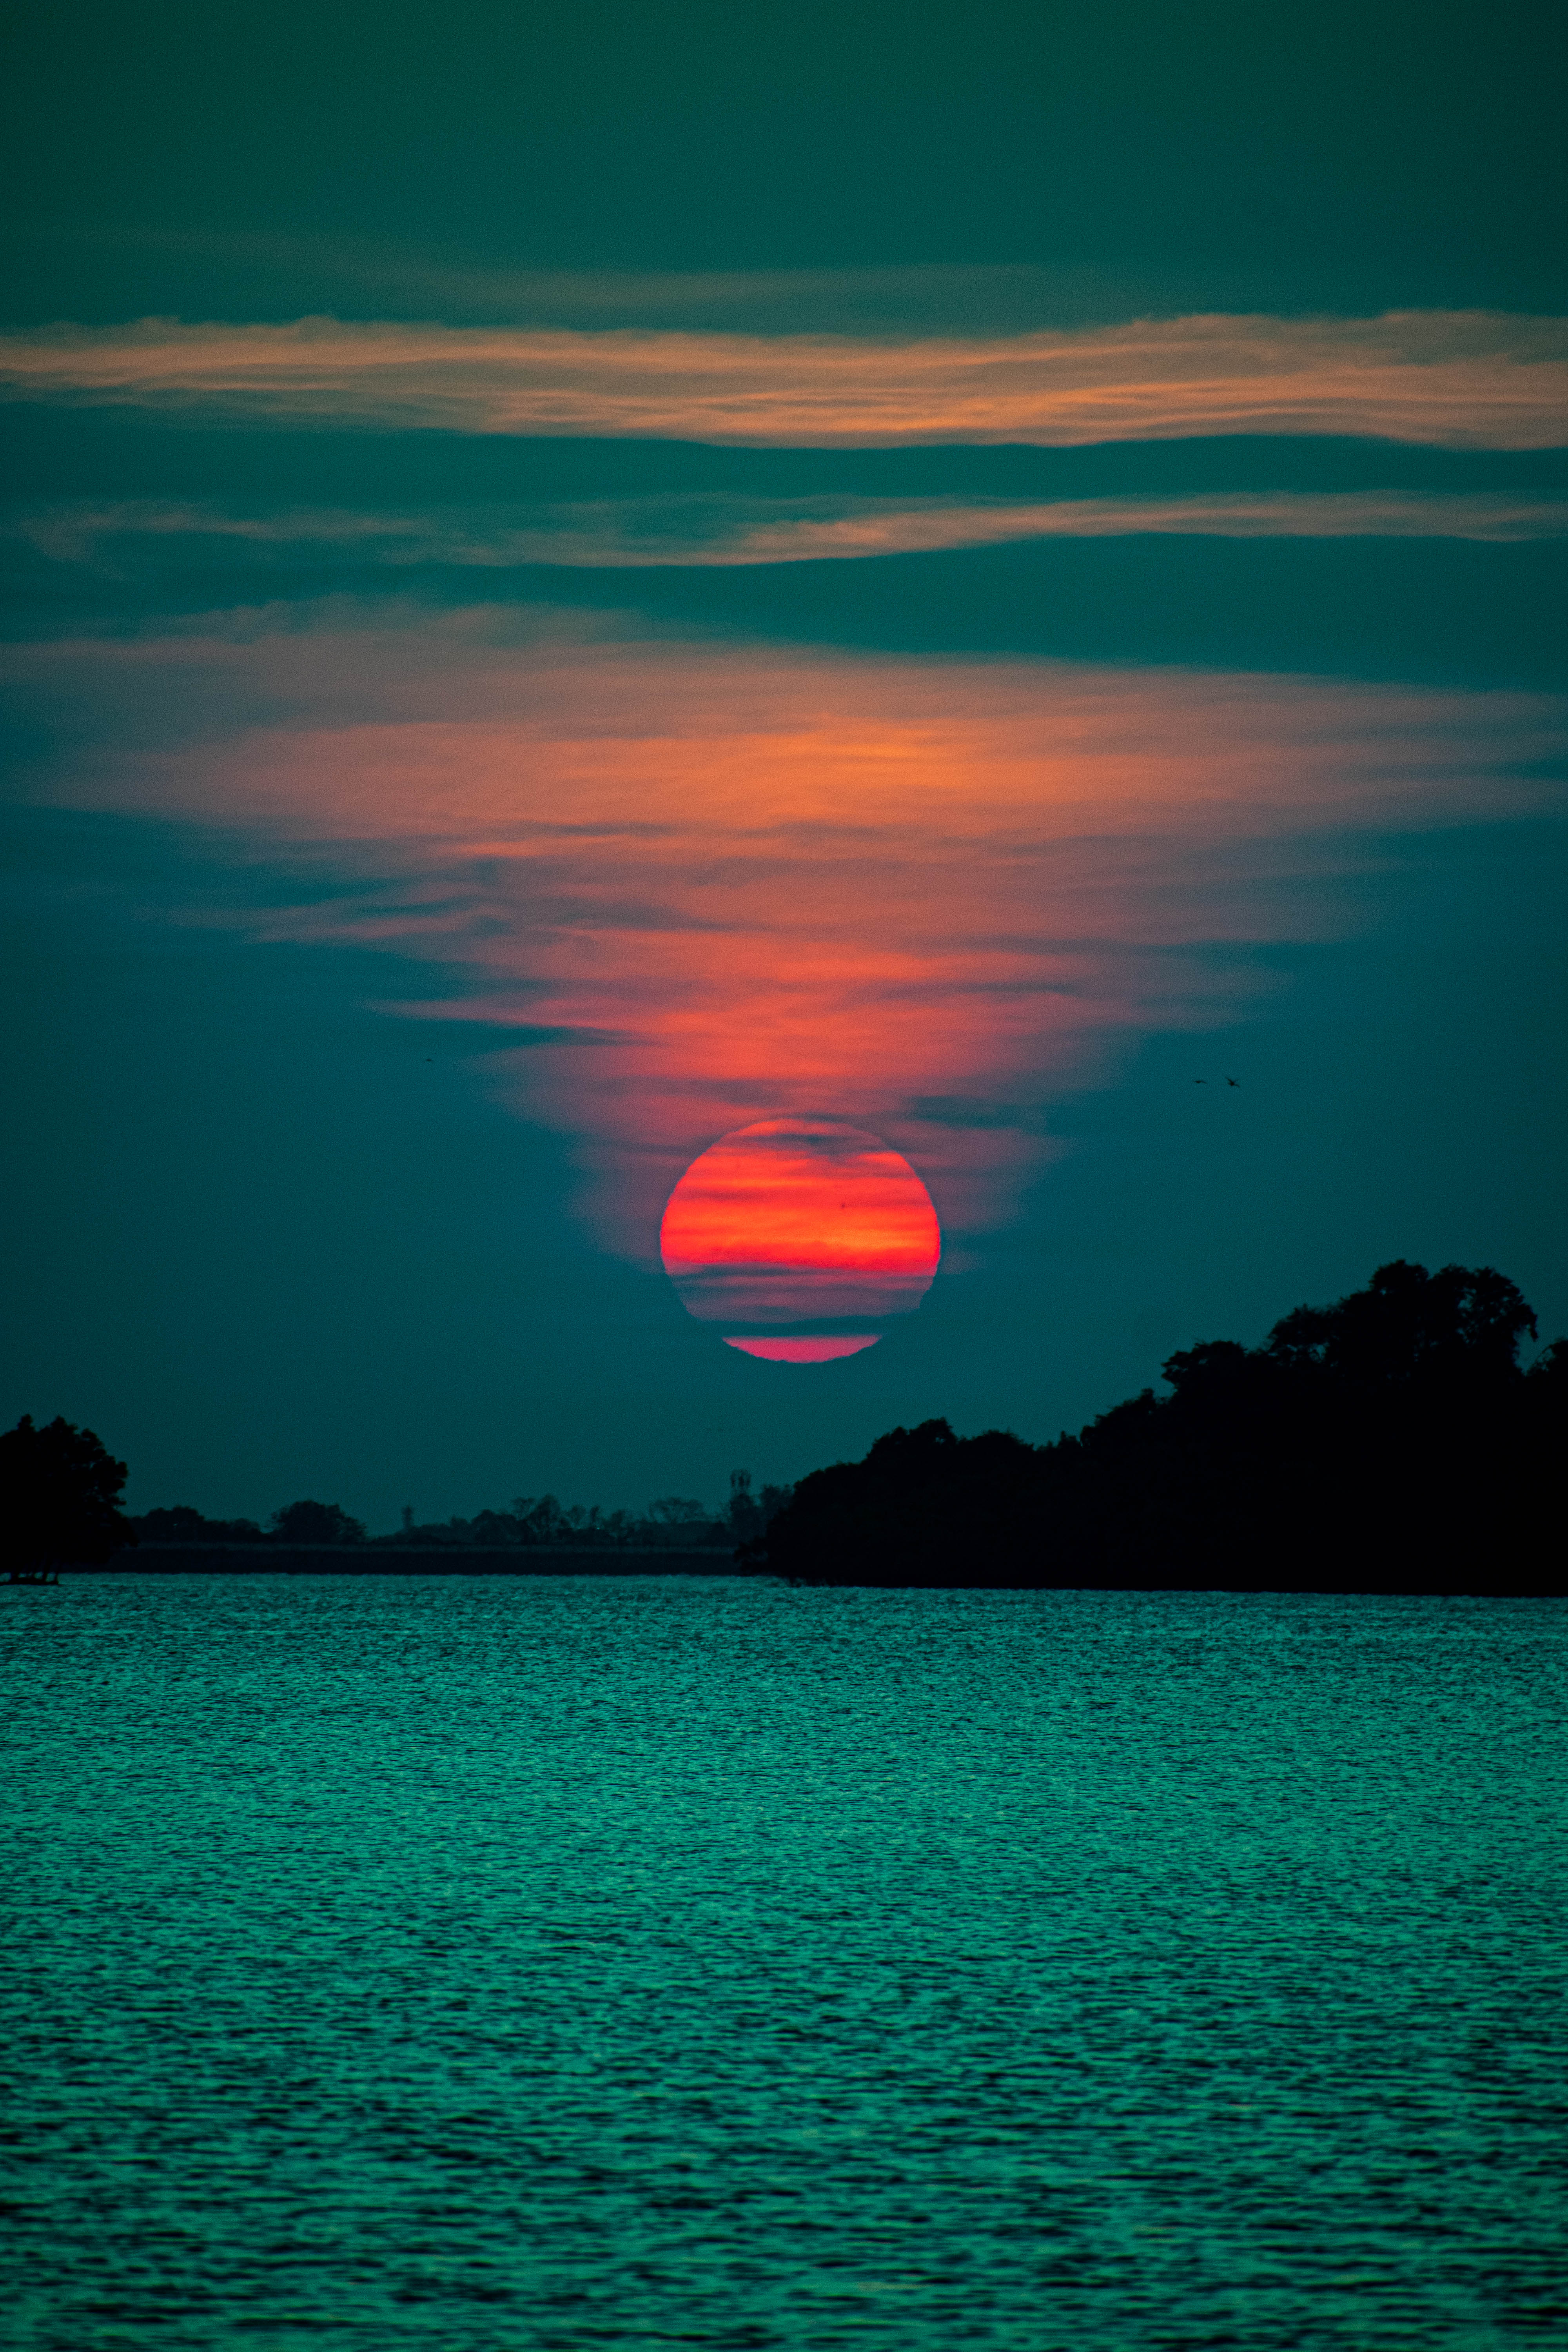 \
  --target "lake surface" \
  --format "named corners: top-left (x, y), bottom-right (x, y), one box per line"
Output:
top-left (2, 1576), bottom-right (1564, 2351)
